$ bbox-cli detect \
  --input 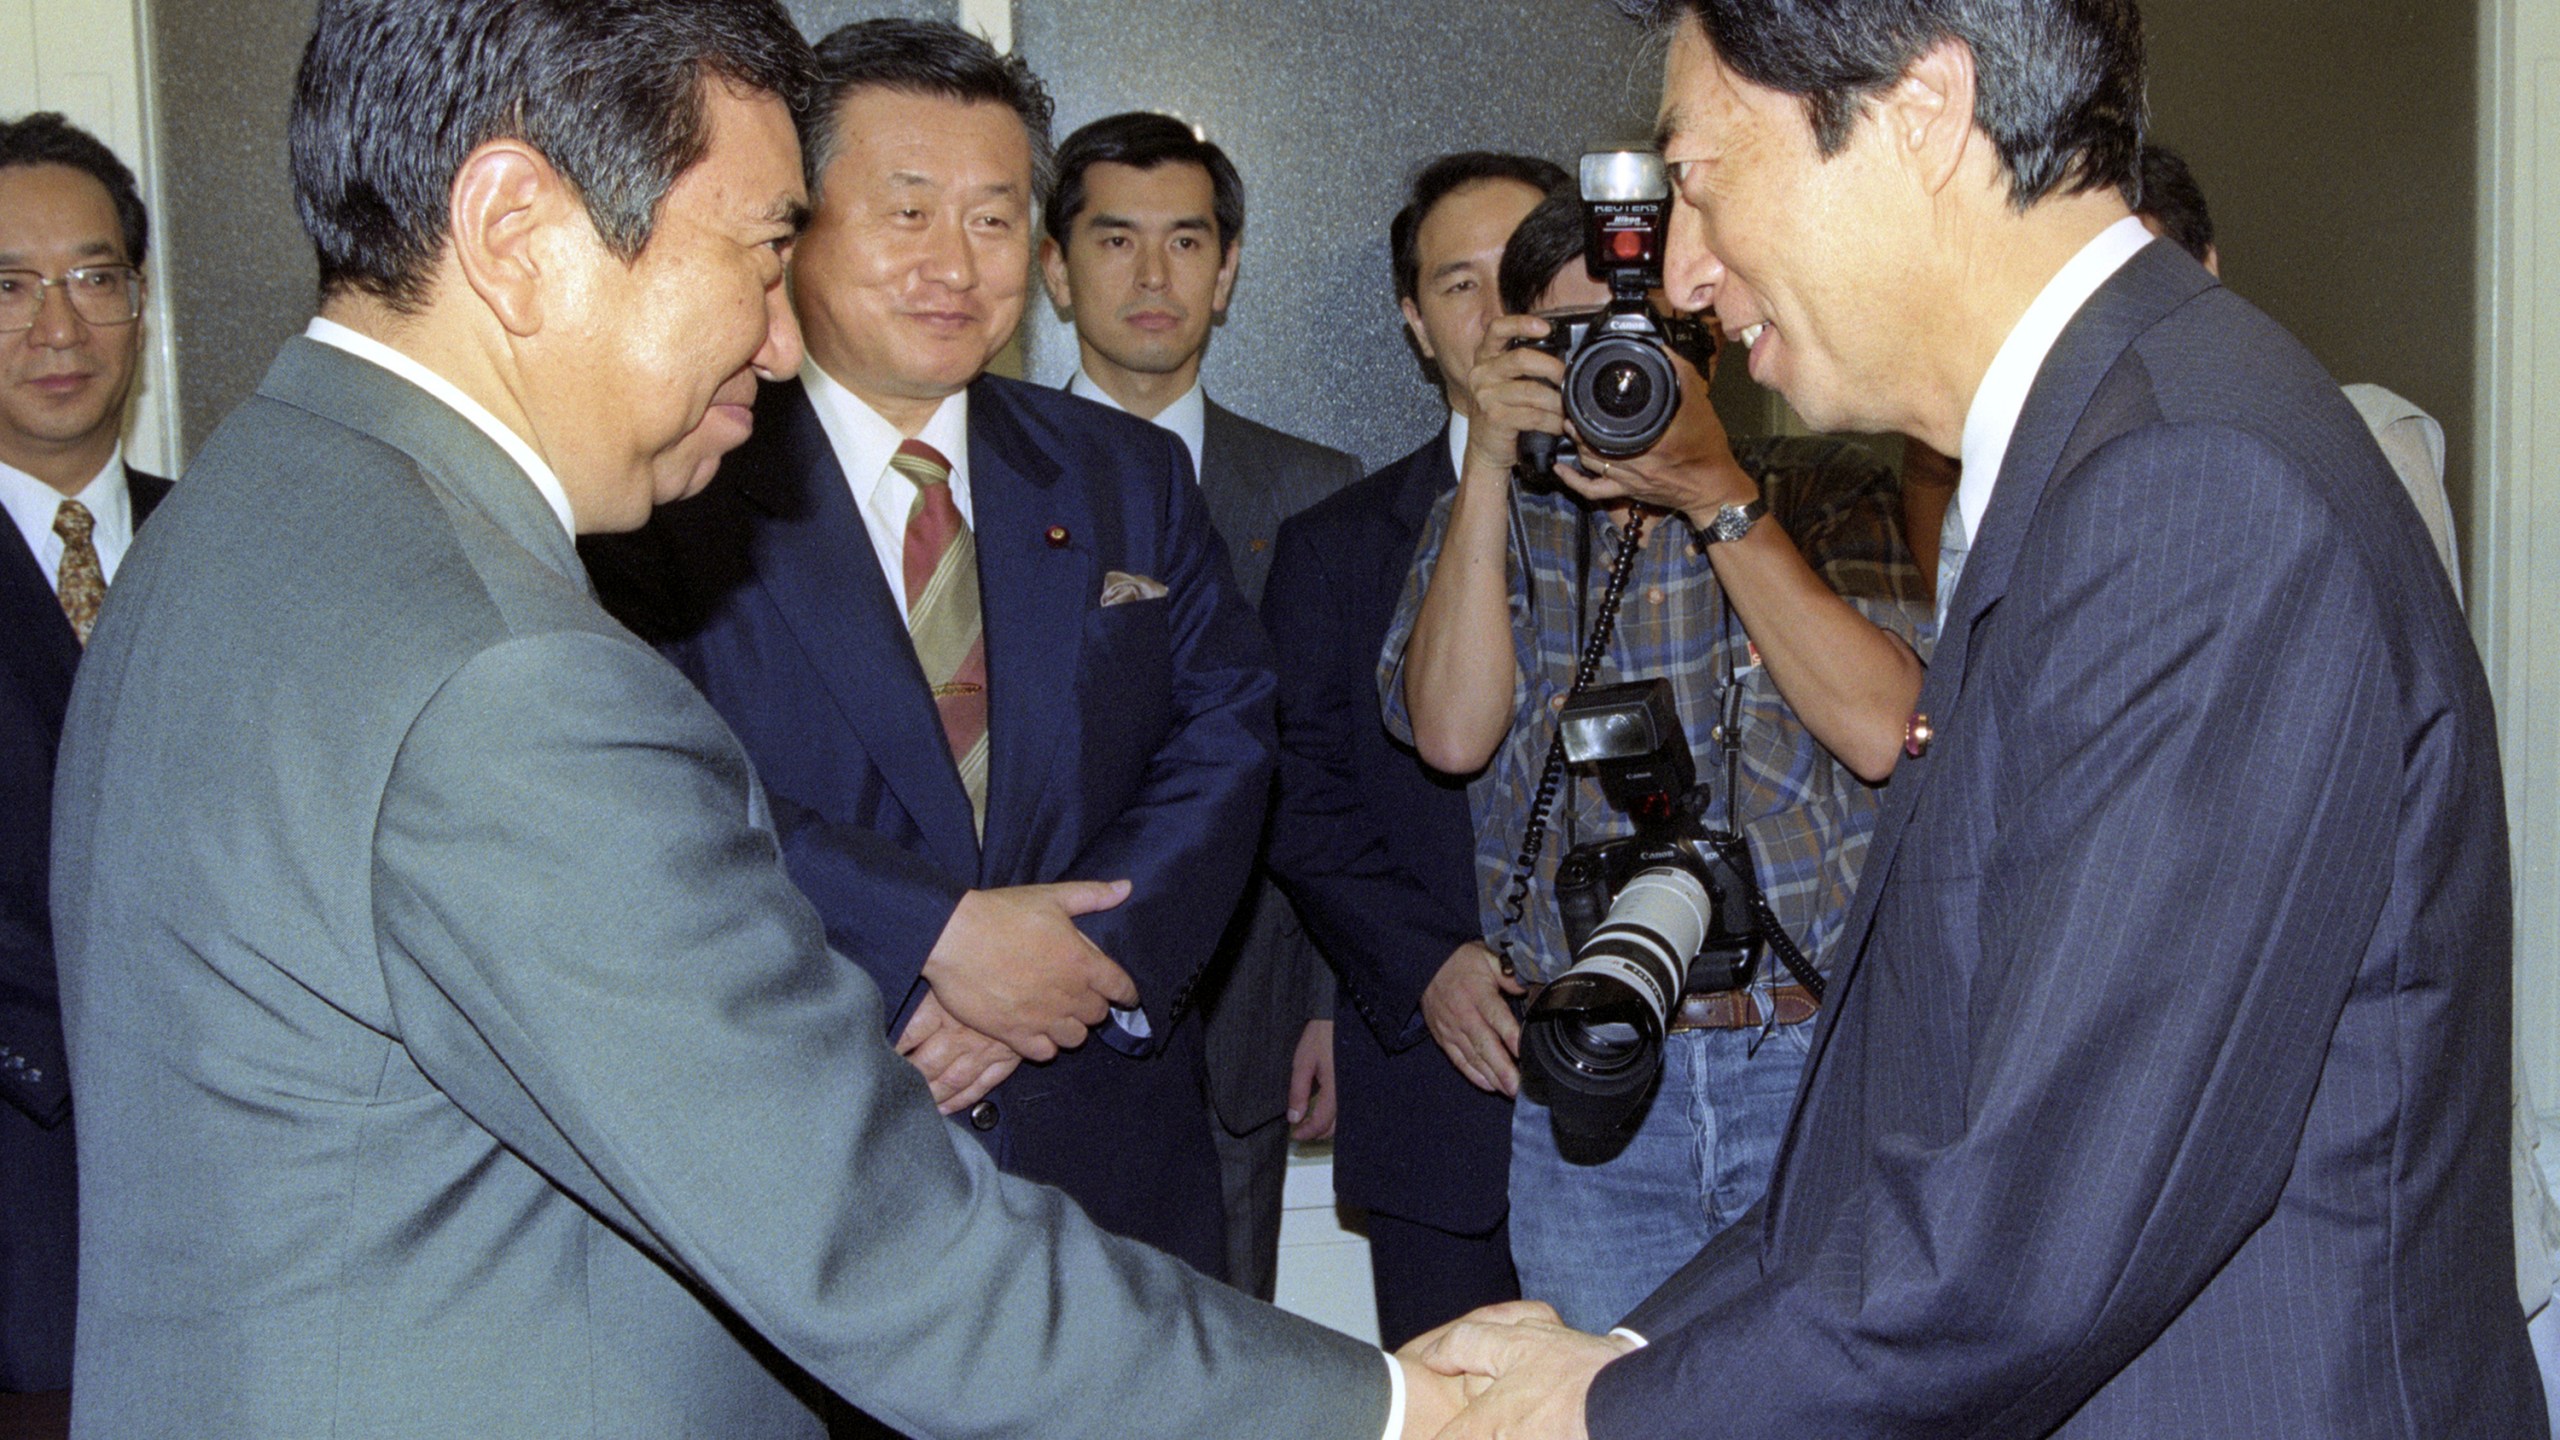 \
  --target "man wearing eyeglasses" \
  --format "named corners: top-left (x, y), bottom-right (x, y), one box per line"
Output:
top-left (0, 109), bottom-right (163, 1422)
